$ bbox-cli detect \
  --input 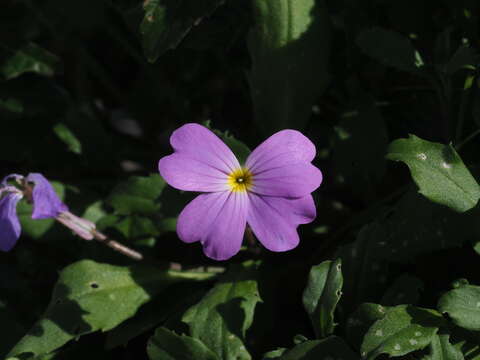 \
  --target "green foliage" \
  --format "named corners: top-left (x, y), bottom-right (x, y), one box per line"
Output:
top-left (438, 284), bottom-right (480, 331)
top-left (7, 260), bottom-right (215, 359)
top-left (423, 334), bottom-right (465, 360)
top-left (387, 135), bottom-right (480, 212)
top-left (248, 0), bottom-right (330, 133)
top-left (1, 43), bottom-right (59, 80)
top-left (182, 262), bottom-right (261, 360)
top-left (53, 123), bottom-right (82, 154)
top-left (302, 259), bottom-right (343, 338)
top-left (147, 327), bottom-right (220, 360)
top-left (361, 305), bottom-right (445, 360)
top-left (140, 0), bottom-right (226, 62)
